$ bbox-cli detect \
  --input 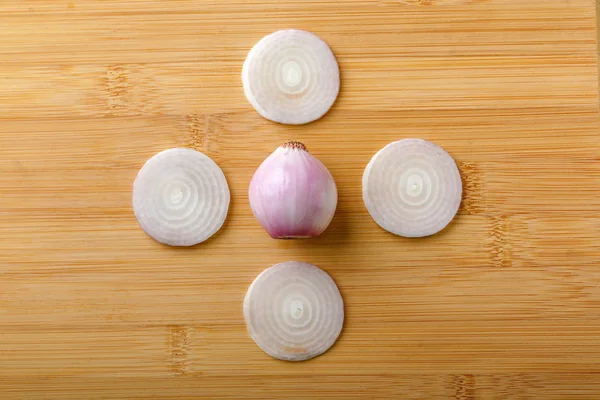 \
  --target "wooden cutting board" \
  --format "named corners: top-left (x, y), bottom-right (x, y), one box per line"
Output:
top-left (1, 1), bottom-right (599, 398)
